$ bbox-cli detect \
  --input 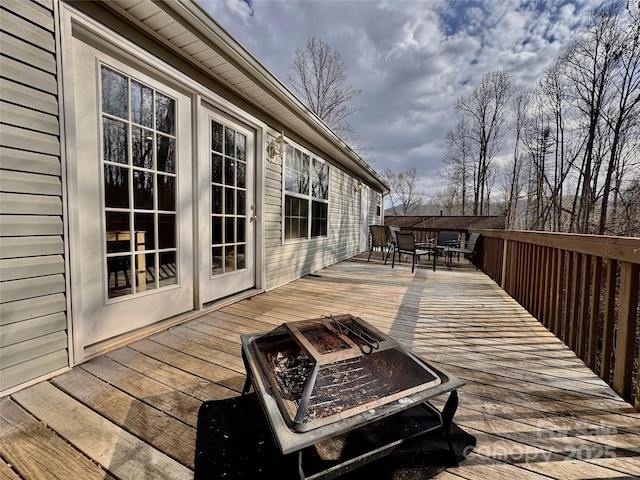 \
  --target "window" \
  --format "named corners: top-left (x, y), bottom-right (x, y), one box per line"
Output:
top-left (209, 120), bottom-right (248, 275)
top-left (284, 145), bottom-right (329, 240)
top-left (101, 65), bottom-right (178, 298)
